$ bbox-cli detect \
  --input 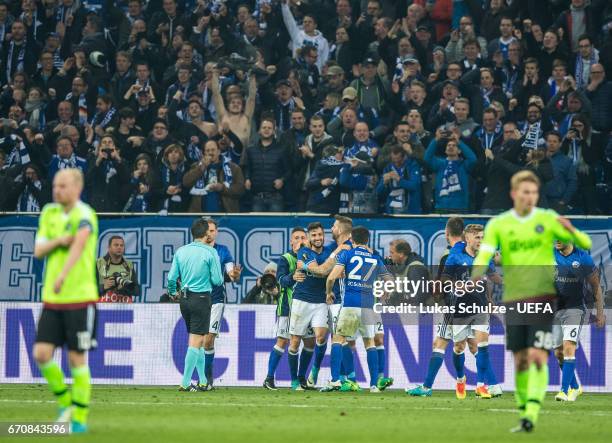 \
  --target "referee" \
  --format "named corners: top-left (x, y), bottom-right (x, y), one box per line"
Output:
top-left (168, 218), bottom-right (223, 391)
